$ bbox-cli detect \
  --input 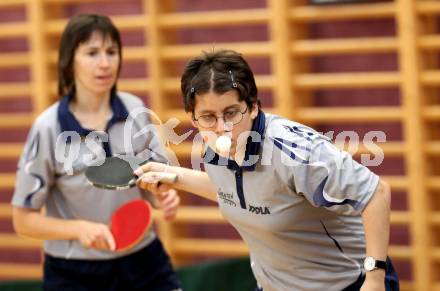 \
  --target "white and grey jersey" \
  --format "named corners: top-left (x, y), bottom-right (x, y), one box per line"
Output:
top-left (204, 111), bottom-right (379, 291)
top-left (12, 92), bottom-right (168, 260)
